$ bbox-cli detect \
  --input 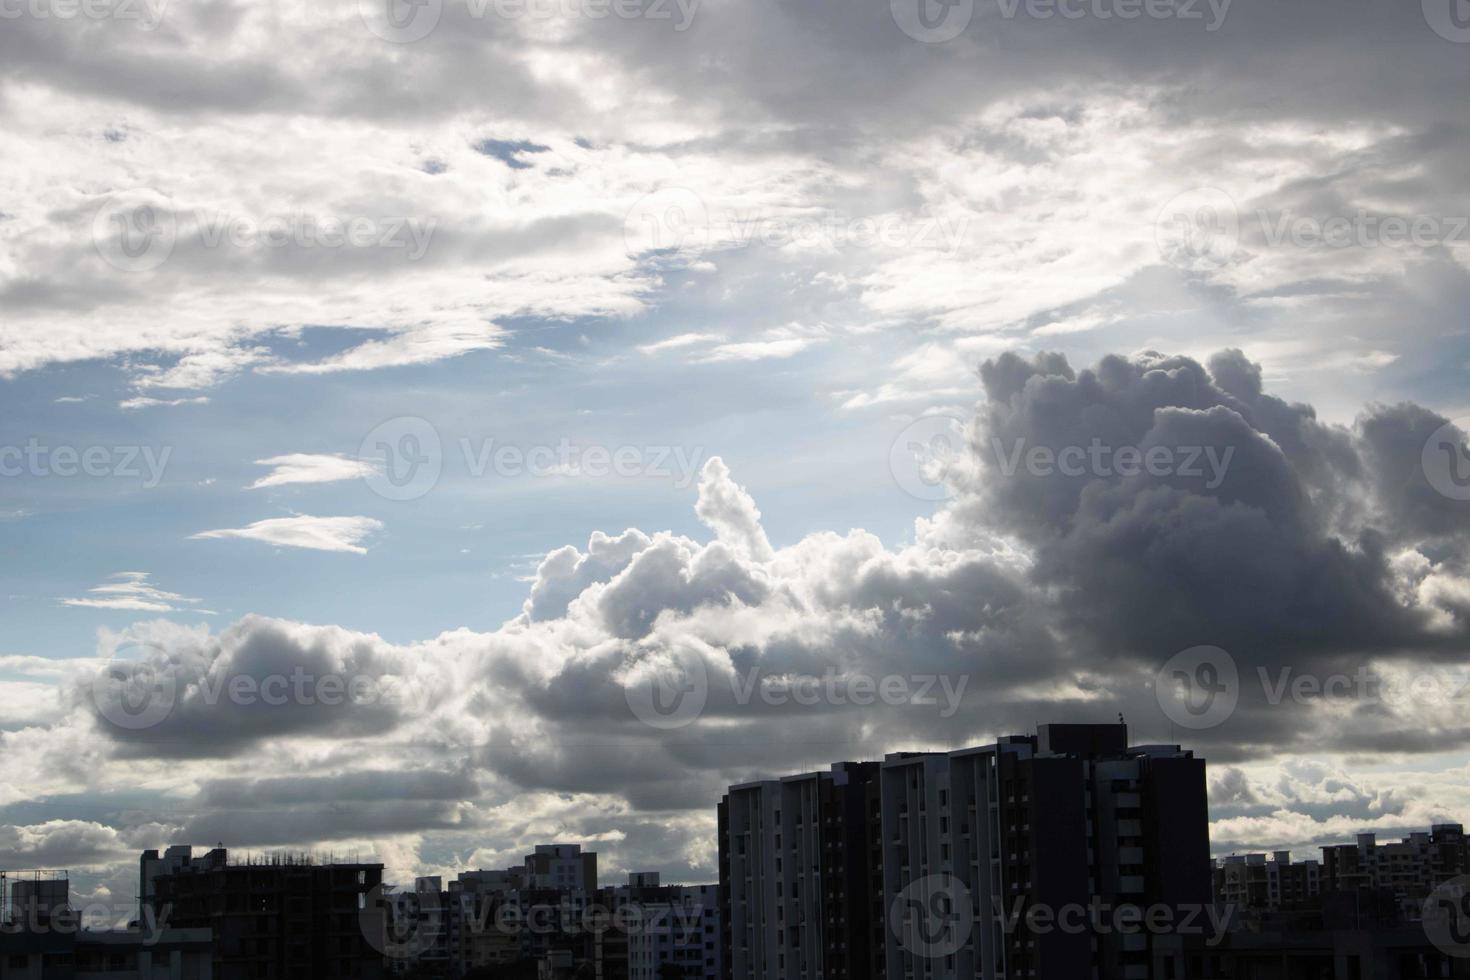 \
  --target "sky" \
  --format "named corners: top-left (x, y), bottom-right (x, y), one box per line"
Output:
top-left (2, 0), bottom-right (1470, 917)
